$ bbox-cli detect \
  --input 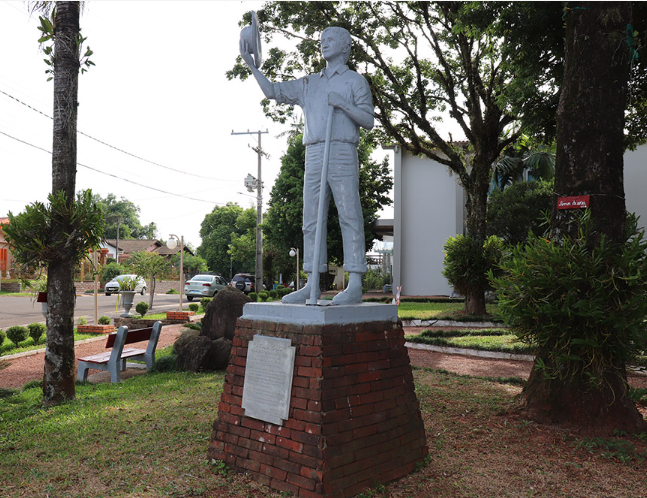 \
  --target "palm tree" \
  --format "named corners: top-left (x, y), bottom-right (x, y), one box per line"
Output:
top-left (31, 1), bottom-right (83, 405)
top-left (492, 136), bottom-right (555, 190)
